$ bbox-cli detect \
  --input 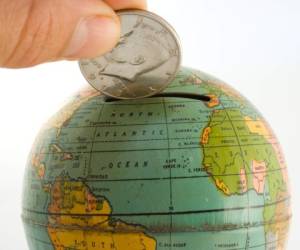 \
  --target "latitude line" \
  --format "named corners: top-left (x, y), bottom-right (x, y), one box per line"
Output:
top-left (46, 134), bottom-right (276, 145)
top-left (36, 142), bottom-right (281, 154)
top-left (23, 217), bottom-right (290, 234)
top-left (26, 167), bottom-right (287, 183)
top-left (60, 119), bottom-right (268, 129)
top-left (64, 121), bottom-right (210, 129)
top-left (22, 196), bottom-right (290, 217)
